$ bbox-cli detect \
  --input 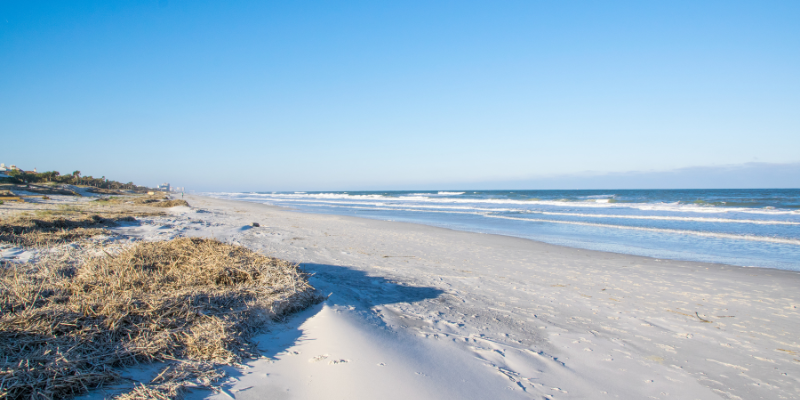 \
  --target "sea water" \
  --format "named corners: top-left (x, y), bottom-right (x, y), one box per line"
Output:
top-left (207, 189), bottom-right (800, 271)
